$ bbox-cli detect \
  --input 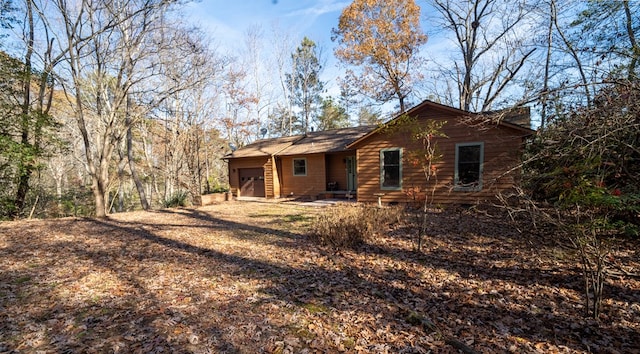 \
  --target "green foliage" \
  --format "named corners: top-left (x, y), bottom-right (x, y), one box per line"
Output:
top-left (525, 80), bottom-right (640, 232)
top-left (524, 80), bottom-right (640, 318)
top-left (357, 106), bottom-right (382, 125)
top-left (316, 97), bottom-right (349, 131)
top-left (0, 197), bottom-right (16, 220)
top-left (286, 37), bottom-right (324, 134)
top-left (310, 204), bottom-right (404, 249)
top-left (209, 185), bottom-right (229, 194)
top-left (57, 188), bottom-right (95, 217)
top-left (162, 190), bottom-right (189, 208)
top-left (204, 178), bottom-right (229, 194)
top-left (0, 51), bottom-right (58, 219)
